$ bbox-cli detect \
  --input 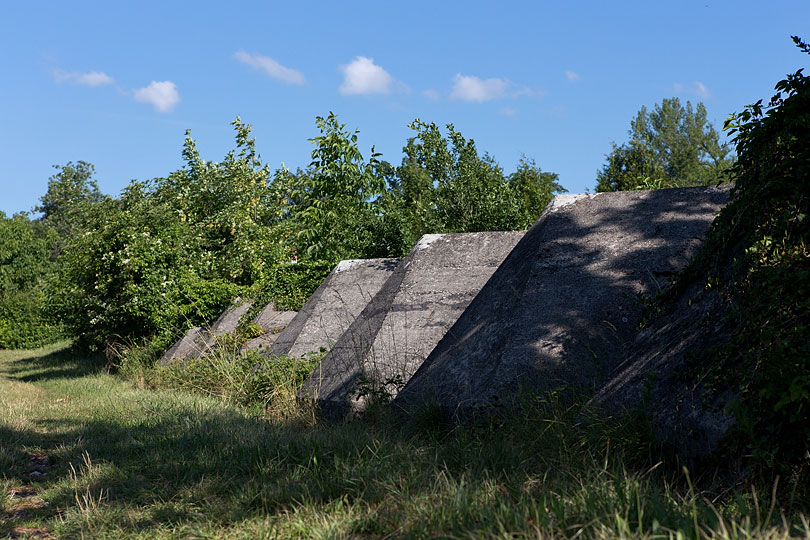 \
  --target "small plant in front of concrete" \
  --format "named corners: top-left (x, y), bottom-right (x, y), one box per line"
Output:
top-left (353, 372), bottom-right (407, 408)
